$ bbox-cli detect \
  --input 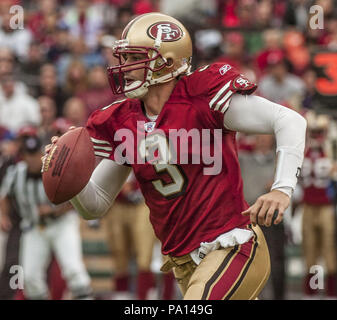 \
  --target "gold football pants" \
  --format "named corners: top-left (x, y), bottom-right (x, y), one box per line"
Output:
top-left (302, 204), bottom-right (337, 274)
top-left (161, 224), bottom-right (270, 300)
top-left (105, 201), bottom-right (156, 274)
